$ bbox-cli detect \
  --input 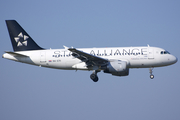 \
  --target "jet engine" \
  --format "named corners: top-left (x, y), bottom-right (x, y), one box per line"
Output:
top-left (104, 60), bottom-right (129, 76)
